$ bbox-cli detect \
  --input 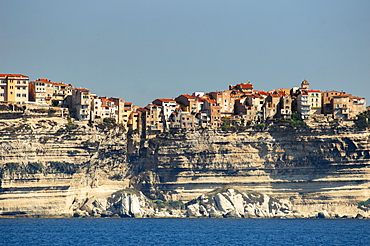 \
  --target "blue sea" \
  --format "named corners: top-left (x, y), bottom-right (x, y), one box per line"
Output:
top-left (0, 218), bottom-right (369, 246)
